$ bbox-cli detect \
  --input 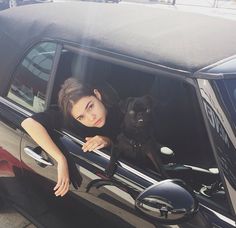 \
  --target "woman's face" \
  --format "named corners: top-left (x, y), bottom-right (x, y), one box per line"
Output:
top-left (71, 89), bottom-right (107, 128)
